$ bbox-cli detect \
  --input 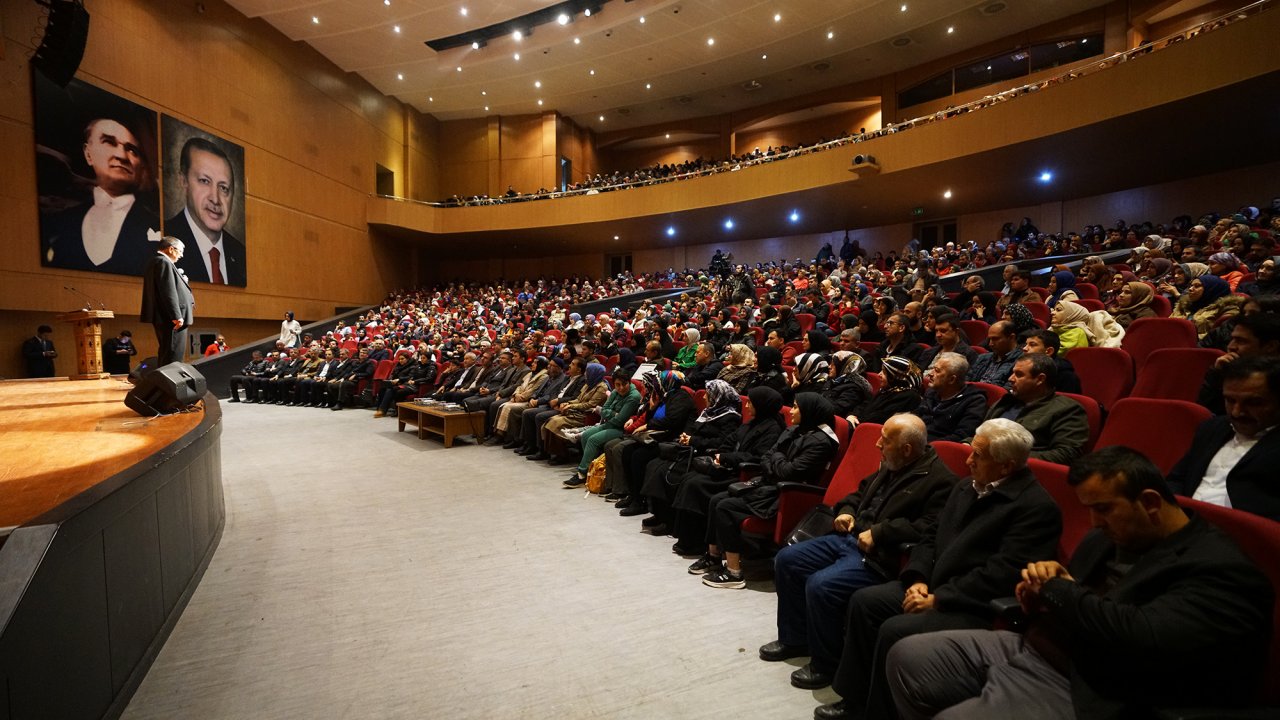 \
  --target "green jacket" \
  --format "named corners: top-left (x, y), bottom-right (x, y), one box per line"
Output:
top-left (980, 392), bottom-right (1090, 465)
top-left (599, 384), bottom-right (642, 430)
